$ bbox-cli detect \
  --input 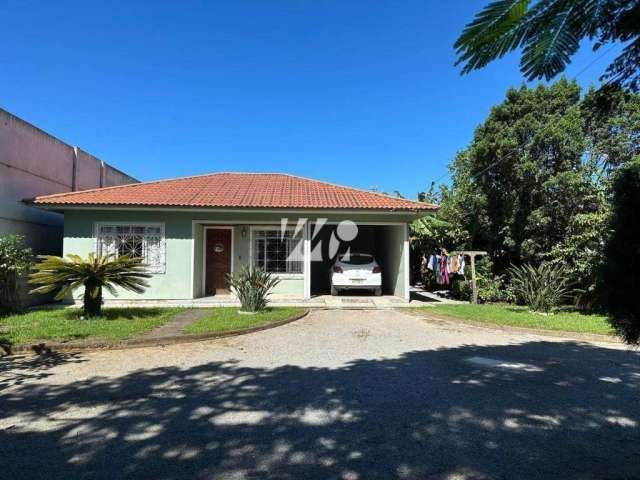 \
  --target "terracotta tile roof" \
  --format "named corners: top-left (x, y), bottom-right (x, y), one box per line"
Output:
top-left (31, 173), bottom-right (437, 211)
